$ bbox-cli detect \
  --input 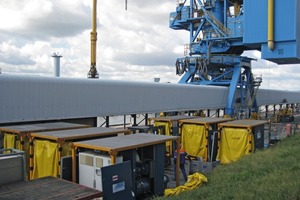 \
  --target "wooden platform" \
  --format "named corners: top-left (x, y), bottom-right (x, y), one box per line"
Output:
top-left (0, 176), bottom-right (102, 200)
